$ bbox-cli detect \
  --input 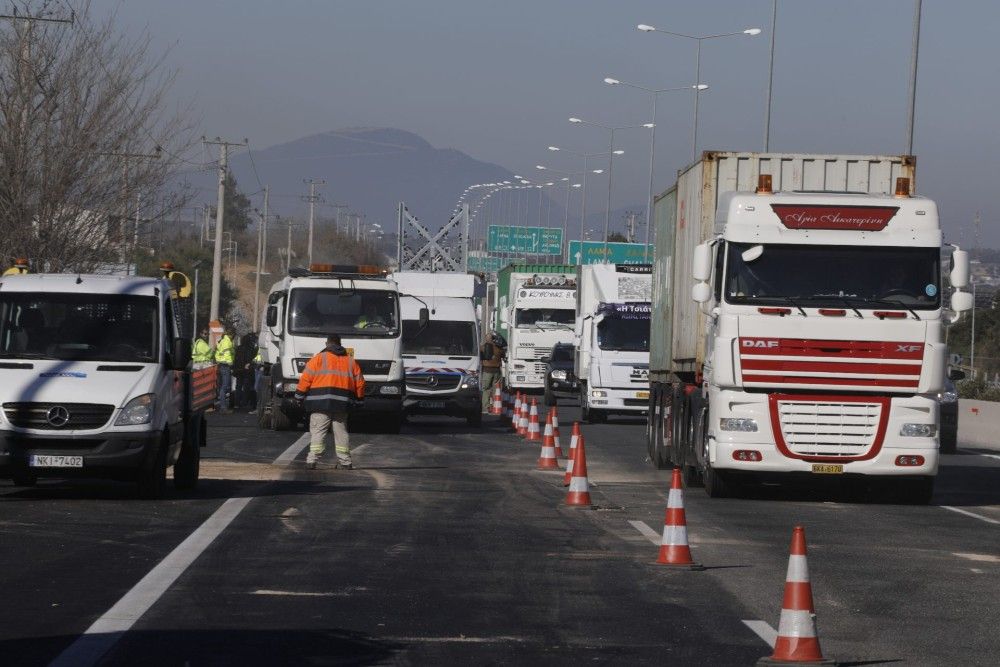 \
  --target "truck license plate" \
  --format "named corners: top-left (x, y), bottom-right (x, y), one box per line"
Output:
top-left (418, 401), bottom-right (445, 409)
top-left (635, 391), bottom-right (649, 399)
top-left (811, 463), bottom-right (843, 474)
top-left (29, 455), bottom-right (83, 468)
